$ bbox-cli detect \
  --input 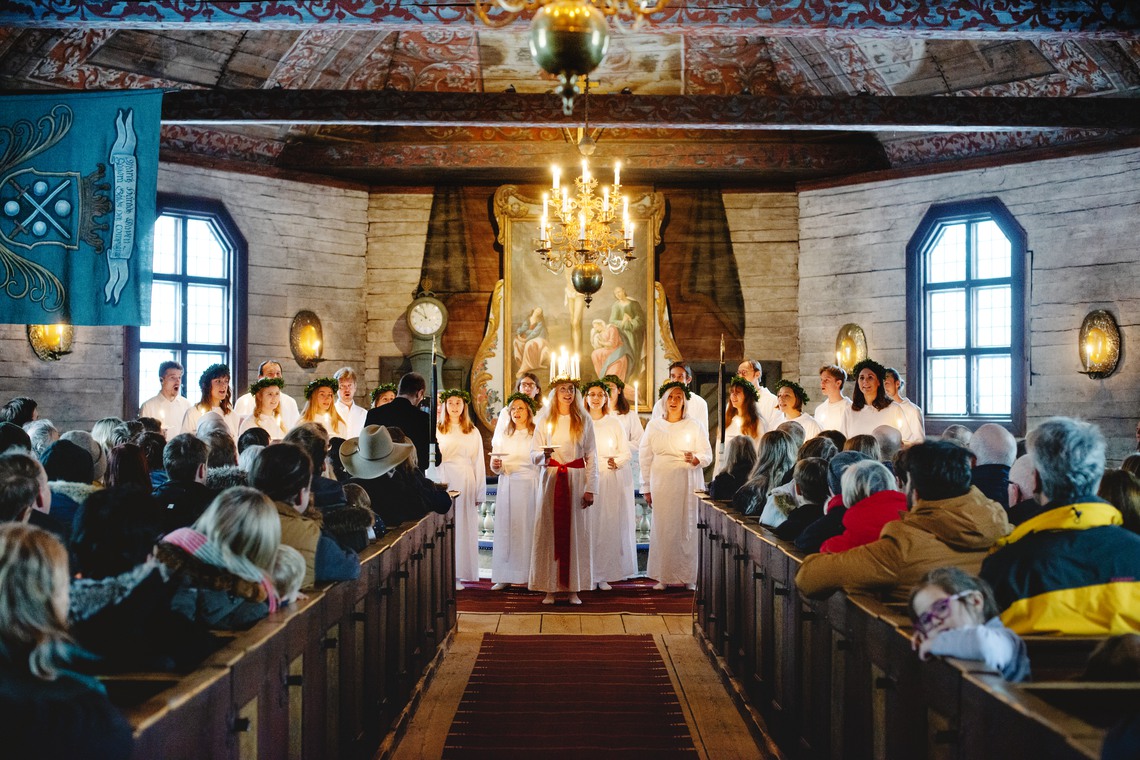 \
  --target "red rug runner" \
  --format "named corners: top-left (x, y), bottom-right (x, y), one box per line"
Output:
top-left (456, 578), bottom-right (694, 615)
top-left (443, 634), bottom-right (698, 758)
